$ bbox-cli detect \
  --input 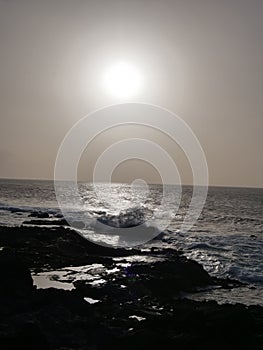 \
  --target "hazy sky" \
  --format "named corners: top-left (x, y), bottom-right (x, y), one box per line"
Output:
top-left (0, 0), bottom-right (263, 187)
